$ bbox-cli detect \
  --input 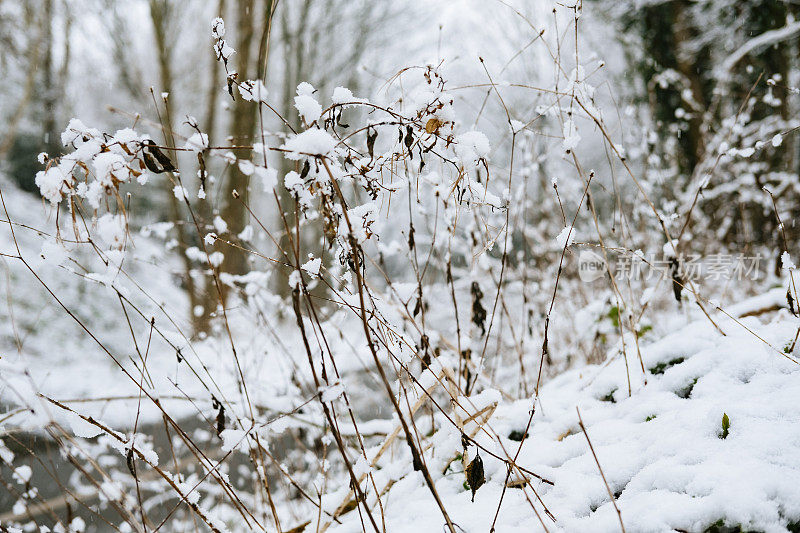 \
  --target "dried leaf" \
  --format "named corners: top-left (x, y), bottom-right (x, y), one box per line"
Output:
top-left (465, 453), bottom-right (485, 502)
top-left (471, 281), bottom-right (486, 336)
top-left (670, 258), bottom-right (682, 302)
top-left (126, 447), bottom-right (137, 479)
top-left (215, 403), bottom-right (226, 436)
top-left (404, 125), bottom-right (414, 157)
top-left (366, 128), bottom-right (378, 159)
top-left (143, 141), bottom-right (176, 172)
top-left (425, 118), bottom-right (441, 134)
top-left (142, 150), bottom-right (164, 174)
top-left (285, 520), bottom-right (311, 533)
top-left (506, 476), bottom-right (529, 489)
